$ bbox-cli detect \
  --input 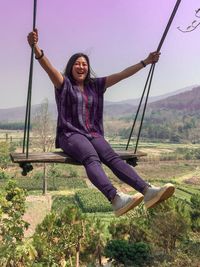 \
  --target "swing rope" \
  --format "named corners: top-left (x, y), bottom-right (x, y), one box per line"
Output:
top-left (126, 0), bottom-right (182, 152)
top-left (22, 0), bottom-right (37, 158)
